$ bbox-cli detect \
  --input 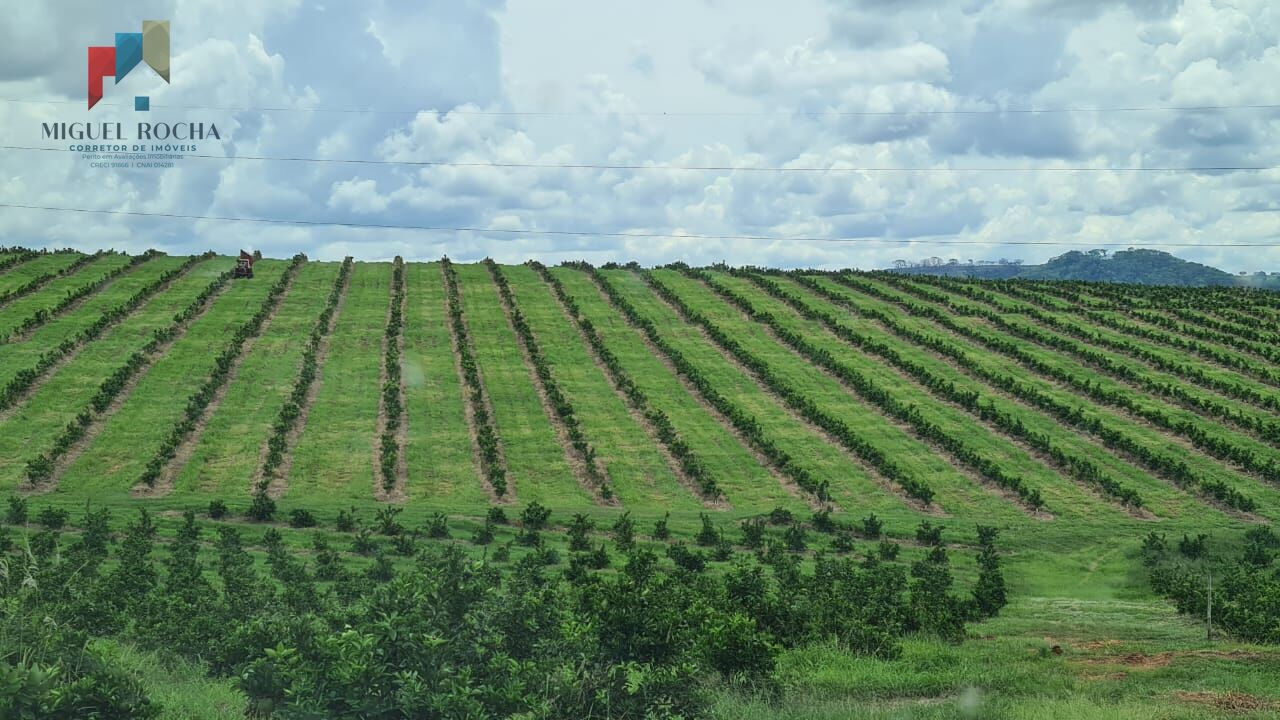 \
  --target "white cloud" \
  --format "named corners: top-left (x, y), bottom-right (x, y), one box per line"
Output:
top-left (0, 0), bottom-right (1277, 271)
